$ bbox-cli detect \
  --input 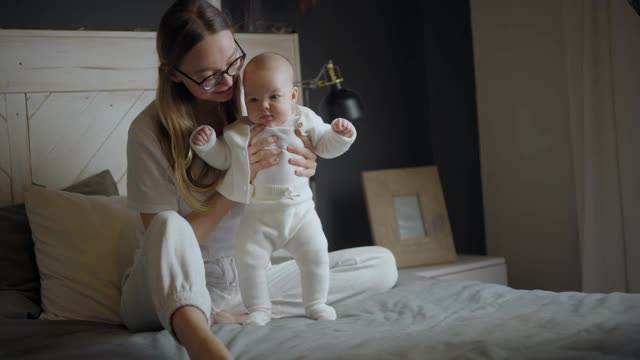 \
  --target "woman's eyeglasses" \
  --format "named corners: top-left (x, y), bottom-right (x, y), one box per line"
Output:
top-left (174, 39), bottom-right (246, 91)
